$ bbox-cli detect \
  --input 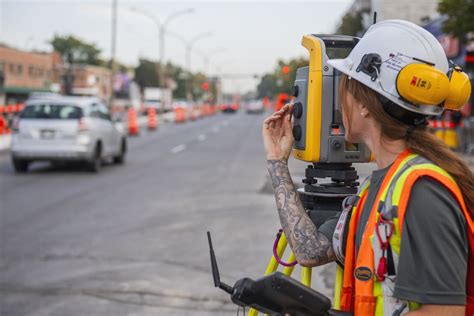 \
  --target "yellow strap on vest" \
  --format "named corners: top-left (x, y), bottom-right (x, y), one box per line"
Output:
top-left (391, 163), bottom-right (451, 206)
top-left (377, 154), bottom-right (418, 204)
